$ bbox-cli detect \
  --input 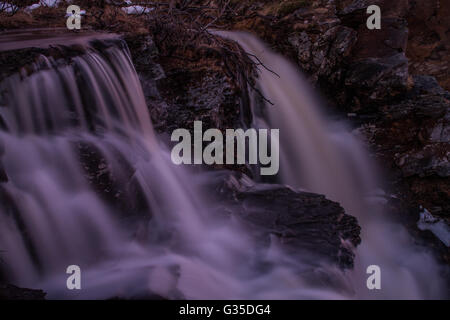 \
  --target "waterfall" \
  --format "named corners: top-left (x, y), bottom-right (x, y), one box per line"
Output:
top-left (218, 31), bottom-right (446, 299)
top-left (0, 38), bottom-right (341, 299)
top-left (0, 33), bottom-right (445, 299)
